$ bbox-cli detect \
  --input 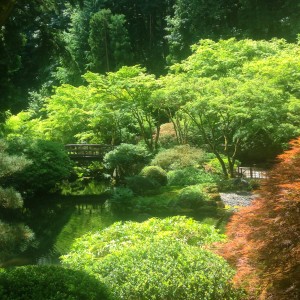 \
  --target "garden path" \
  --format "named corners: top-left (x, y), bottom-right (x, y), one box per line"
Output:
top-left (220, 192), bottom-right (259, 207)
